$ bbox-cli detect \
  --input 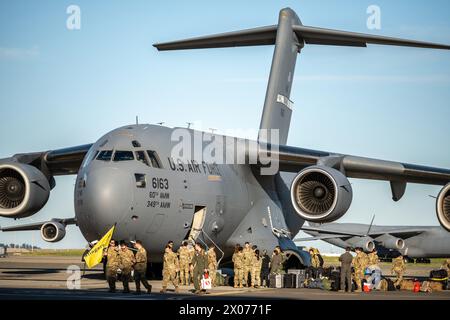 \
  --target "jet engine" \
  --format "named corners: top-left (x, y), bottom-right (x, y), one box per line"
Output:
top-left (347, 236), bottom-right (375, 252)
top-left (437, 183), bottom-right (450, 232)
top-left (290, 165), bottom-right (353, 223)
top-left (375, 234), bottom-right (405, 250)
top-left (0, 163), bottom-right (50, 218)
top-left (41, 221), bottom-right (66, 242)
